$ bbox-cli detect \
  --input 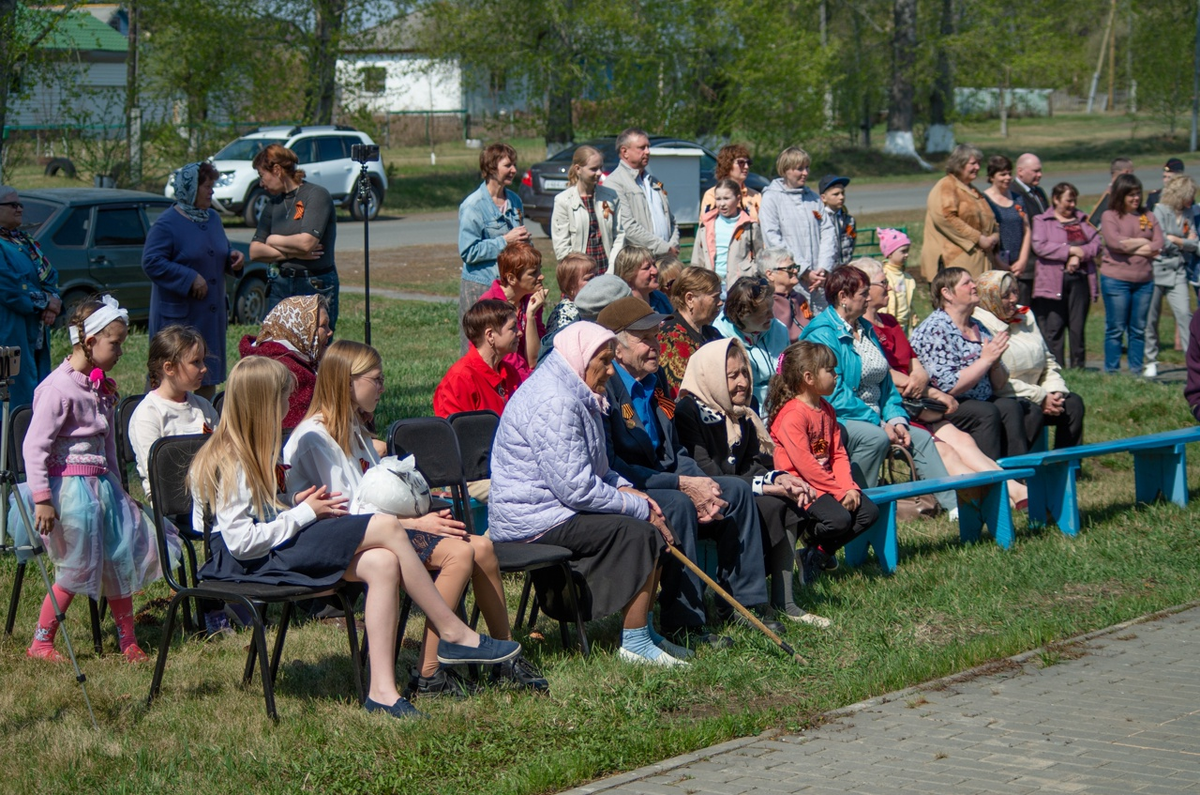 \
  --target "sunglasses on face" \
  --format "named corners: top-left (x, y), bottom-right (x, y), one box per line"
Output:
top-left (734, 159), bottom-right (751, 168)
top-left (0, 202), bottom-right (23, 209)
